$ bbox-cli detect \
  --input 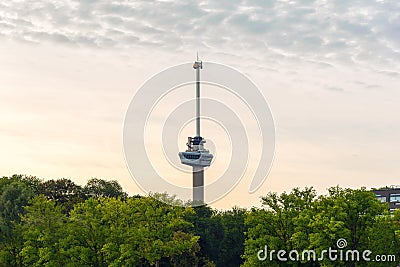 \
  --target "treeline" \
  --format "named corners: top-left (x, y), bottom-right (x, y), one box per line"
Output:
top-left (0, 175), bottom-right (399, 266)
top-left (244, 187), bottom-right (400, 266)
top-left (0, 175), bottom-right (245, 267)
